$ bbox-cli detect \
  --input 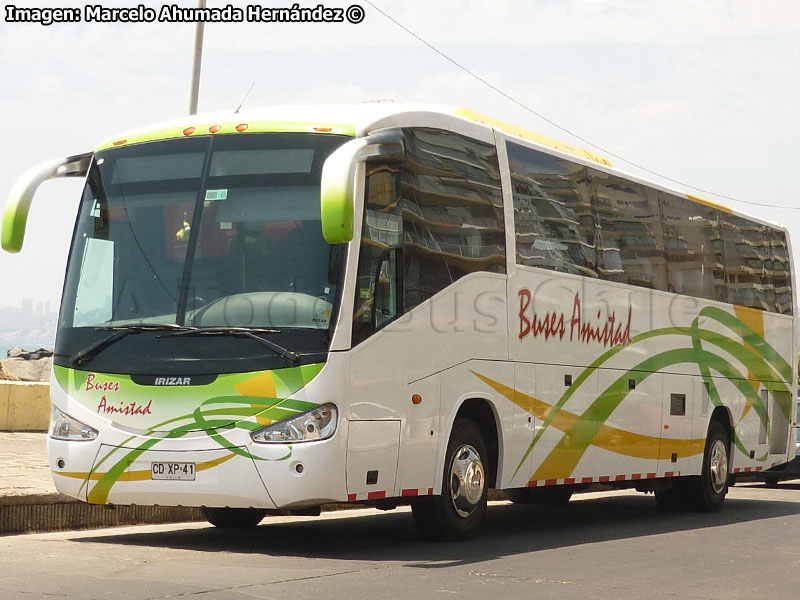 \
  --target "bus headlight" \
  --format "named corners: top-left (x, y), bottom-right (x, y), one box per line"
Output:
top-left (251, 403), bottom-right (338, 444)
top-left (50, 406), bottom-right (98, 441)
